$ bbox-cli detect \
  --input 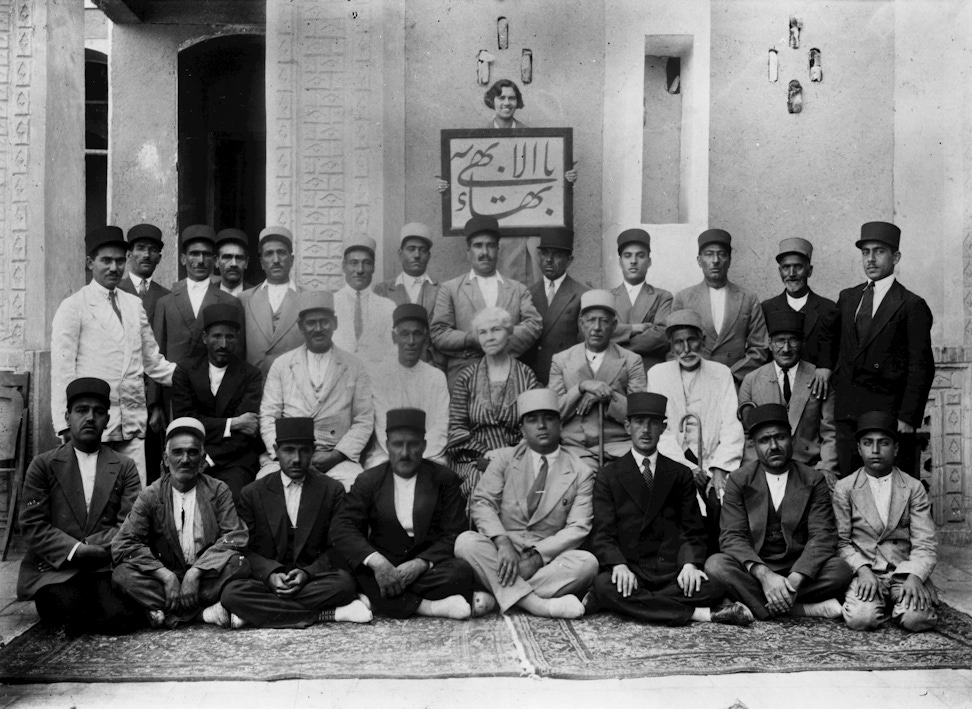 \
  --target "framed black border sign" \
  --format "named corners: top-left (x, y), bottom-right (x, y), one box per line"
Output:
top-left (440, 127), bottom-right (573, 236)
